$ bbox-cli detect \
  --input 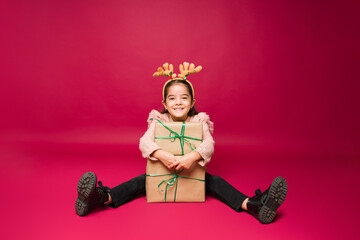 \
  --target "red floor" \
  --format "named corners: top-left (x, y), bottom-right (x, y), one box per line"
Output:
top-left (1, 142), bottom-right (358, 239)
